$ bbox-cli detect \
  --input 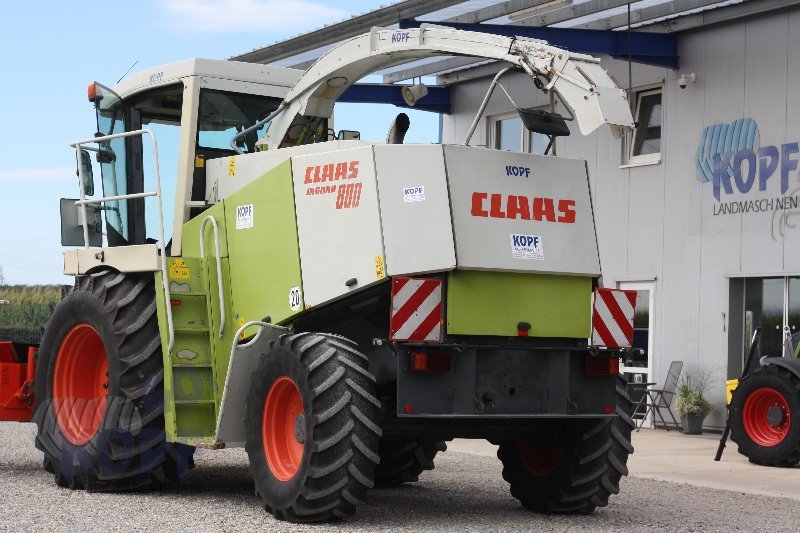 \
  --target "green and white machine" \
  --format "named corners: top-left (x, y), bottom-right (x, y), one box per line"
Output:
top-left (37, 26), bottom-right (637, 522)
